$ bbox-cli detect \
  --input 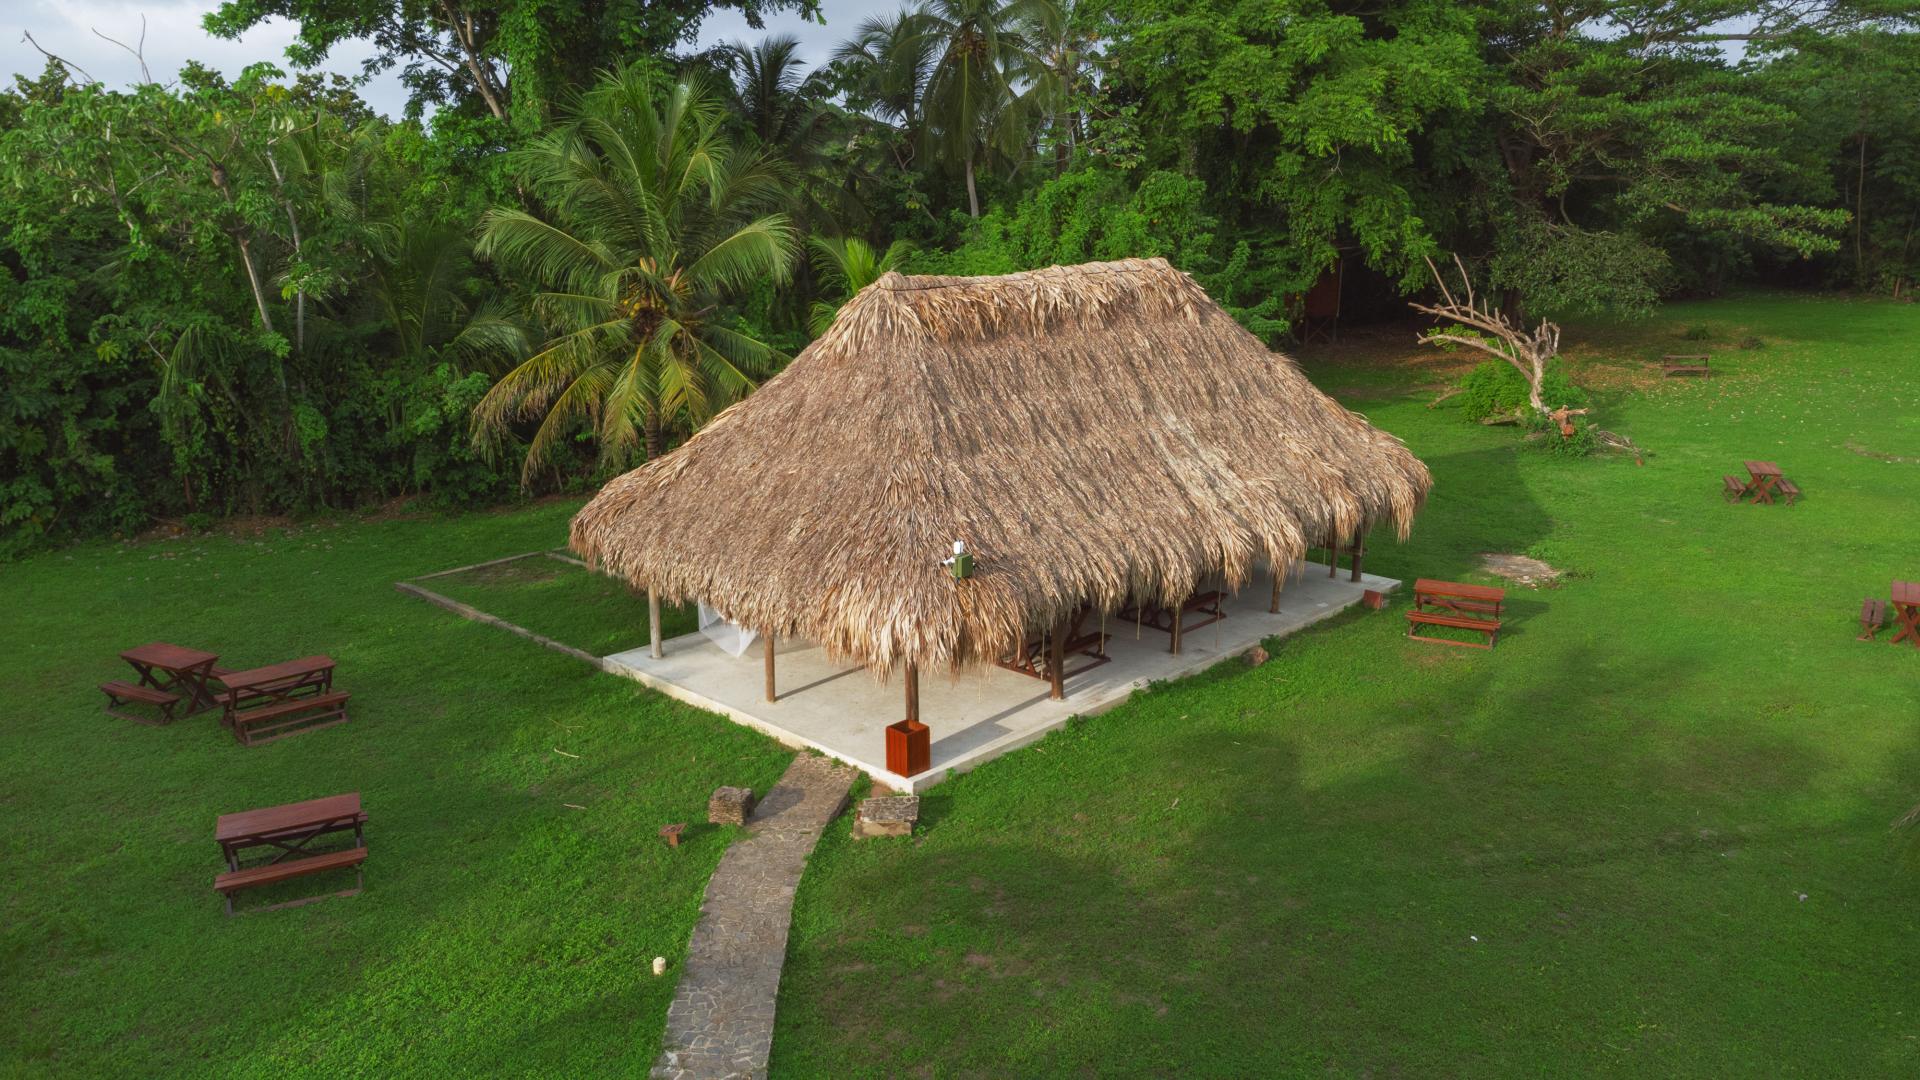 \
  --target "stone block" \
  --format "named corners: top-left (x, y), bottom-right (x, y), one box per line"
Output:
top-left (708, 786), bottom-right (756, 826)
top-left (852, 795), bottom-right (919, 839)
